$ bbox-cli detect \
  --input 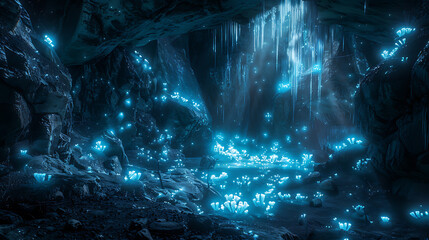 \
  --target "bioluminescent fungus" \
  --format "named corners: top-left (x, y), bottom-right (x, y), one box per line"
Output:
top-left (44, 35), bottom-right (54, 47)
top-left (338, 222), bottom-right (352, 231)
top-left (93, 141), bottom-right (107, 152)
top-left (211, 172), bottom-right (228, 181)
top-left (353, 158), bottom-right (371, 171)
top-left (211, 202), bottom-right (221, 211)
top-left (395, 38), bottom-right (406, 47)
top-left (124, 170), bottom-right (142, 181)
top-left (124, 98), bottom-right (131, 106)
top-left (20, 149), bottom-right (28, 155)
top-left (353, 205), bottom-right (365, 216)
top-left (225, 194), bottom-right (241, 202)
top-left (295, 193), bottom-right (308, 201)
top-left (277, 192), bottom-right (291, 201)
top-left (277, 81), bottom-right (291, 93)
top-left (222, 199), bottom-right (249, 214)
top-left (409, 210), bottom-right (428, 219)
top-left (264, 112), bottom-right (272, 122)
top-left (396, 27), bottom-right (416, 38)
top-left (33, 173), bottom-right (52, 183)
top-left (253, 193), bottom-right (266, 207)
top-left (312, 64), bottom-right (322, 73)
top-left (301, 153), bottom-right (313, 164)
top-left (380, 216), bottom-right (390, 223)
top-left (266, 201), bottom-right (276, 211)
top-left (133, 51), bottom-right (152, 71)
